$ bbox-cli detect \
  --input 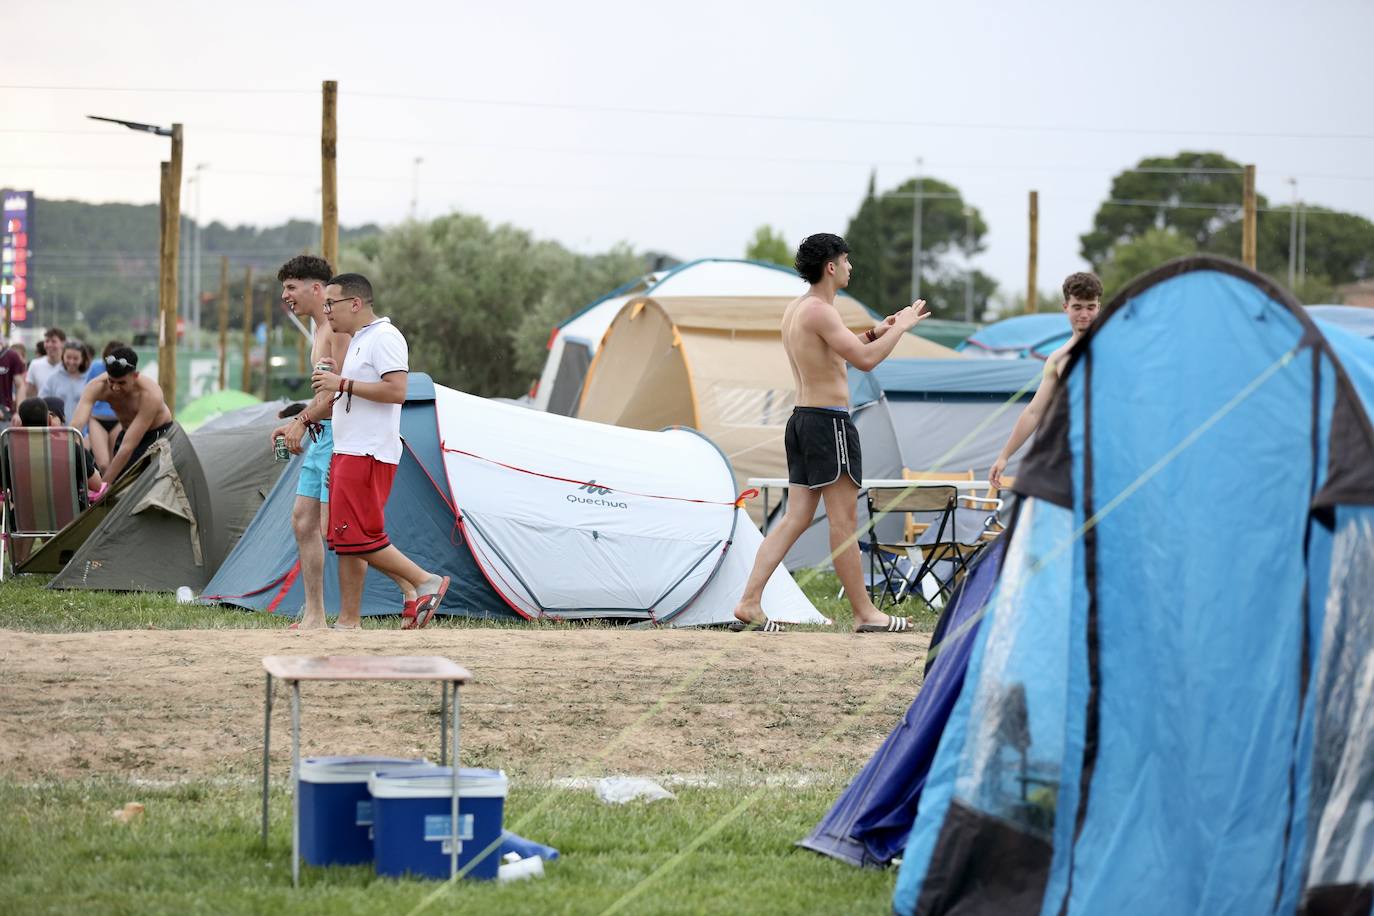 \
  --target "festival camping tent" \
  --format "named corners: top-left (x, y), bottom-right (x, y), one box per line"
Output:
top-left (781, 358), bottom-right (1041, 570)
top-left (799, 534), bottom-right (1008, 868)
top-left (958, 312), bottom-right (1070, 360)
top-left (575, 263), bottom-right (958, 512)
top-left (1308, 304), bottom-right (1374, 340)
top-left (533, 258), bottom-right (929, 417)
top-left (24, 406), bottom-right (291, 590)
top-left (202, 373), bottom-right (825, 626)
top-left (177, 389), bottom-right (264, 431)
top-left (892, 257), bottom-right (1374, 915)
top-left (28, 425), bottom-right (227, 591)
